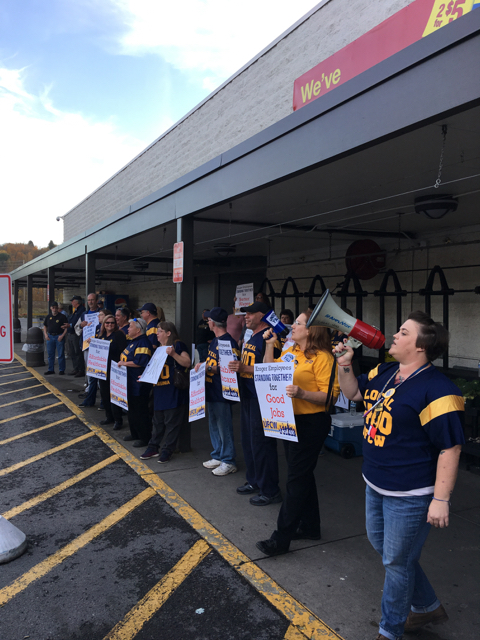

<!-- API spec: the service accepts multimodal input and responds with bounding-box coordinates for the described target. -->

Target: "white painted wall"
[63,0,414,240]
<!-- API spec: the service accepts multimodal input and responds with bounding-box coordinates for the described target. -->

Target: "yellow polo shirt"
[276,345,339,415]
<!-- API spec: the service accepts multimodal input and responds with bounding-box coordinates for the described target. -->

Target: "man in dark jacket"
[62,295,85,376]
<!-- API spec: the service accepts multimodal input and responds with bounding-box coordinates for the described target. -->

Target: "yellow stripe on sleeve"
[368,364,381,381]
[135,347,151,356]
[146,327,157,336]
[419,394,465,427]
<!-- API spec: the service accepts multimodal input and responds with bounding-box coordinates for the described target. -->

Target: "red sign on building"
[173,242,184,283]
[293,0,476,111]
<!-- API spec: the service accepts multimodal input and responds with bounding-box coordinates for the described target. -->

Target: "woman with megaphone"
[256,309,339,558]
[333,311,464,640]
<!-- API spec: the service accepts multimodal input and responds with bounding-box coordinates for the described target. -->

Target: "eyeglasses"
[104,321,115,325]
[293,320,307,326]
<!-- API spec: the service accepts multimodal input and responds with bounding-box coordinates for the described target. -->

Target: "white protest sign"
[189,363,206,422]
[0,275,13,363]
[110,361,128,410]
[82,312,99,351]
[86,338,110,380]
[138,346,168,384]
[242,328,253,353]
[234,283,254,315]
[254,362,298,442]
[335,390,350,410]
[218,339,240,402]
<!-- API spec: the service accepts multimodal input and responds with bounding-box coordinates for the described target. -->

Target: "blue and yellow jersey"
[120,334,152,397]
[239,330,280,398]
[153,341,189,410]
[146,318,160,349]
[205,333,239,403]
[357,362,465,492]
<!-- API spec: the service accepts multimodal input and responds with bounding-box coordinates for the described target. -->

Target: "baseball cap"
[208,307,228,323]
[50,301,59,307]
[137,303,157,314]
[240,301,270,314]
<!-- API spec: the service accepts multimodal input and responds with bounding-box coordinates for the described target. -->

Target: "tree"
[48,240,56,250]
[0,251,9,263]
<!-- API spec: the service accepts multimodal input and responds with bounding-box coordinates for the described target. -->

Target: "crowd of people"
[43,292,465,640]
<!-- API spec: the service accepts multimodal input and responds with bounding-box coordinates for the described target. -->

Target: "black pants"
[273,412,330,545]
[149,405,188,454]
[128,394,152,443]
[99,379,123,424]
[67,333,84,373]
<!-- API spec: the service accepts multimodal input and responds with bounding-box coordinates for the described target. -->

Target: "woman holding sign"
[96,314,127,429]
[256,310,339,557]
[139,321,191,464]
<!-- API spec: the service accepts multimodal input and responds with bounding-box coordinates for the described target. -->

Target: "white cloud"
[0,66,150,247]
[111,0,320,87]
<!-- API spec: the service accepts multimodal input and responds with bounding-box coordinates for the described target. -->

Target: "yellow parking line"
[0,487,155,607]
[0,401,62,424]
[284,624,310,639]
[14,353,343,640]
[103,539,211,640]
[0,383,43,397]
[0,365,23,371]
[0,432,94,477]
[0,371,29,378]
[2,454,119,519]
[0,416,75,446]
[0,391,52,408]
[0,376,32,387]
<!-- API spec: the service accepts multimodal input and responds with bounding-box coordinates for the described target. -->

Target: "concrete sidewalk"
[13,341,480,640]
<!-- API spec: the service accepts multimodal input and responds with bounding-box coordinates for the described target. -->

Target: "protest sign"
[218,339,240,402]
[189,363,206,422]
[254,362,298,442]
[110,361,128,410]
[82,312,99,351]
[242,328,253,353]
[86,338,110,380]
[138,346,168,384]
[234,283,254,315]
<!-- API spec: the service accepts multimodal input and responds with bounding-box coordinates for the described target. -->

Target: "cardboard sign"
[254,362,298,442]
[138,346,168,384]
[110,361,128,410]
[82,312,99,351]
[0,275,13,363]
[86,338,110,380]
[218,339,240,401]
[234,283,254,315]
[189,363,206,422]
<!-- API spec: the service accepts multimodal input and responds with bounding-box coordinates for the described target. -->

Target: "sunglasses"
[104,321,115,325]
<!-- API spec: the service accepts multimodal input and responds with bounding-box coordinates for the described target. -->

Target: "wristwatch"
[207,365,213,373]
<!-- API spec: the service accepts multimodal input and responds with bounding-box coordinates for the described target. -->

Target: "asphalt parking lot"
[0,357,341,640]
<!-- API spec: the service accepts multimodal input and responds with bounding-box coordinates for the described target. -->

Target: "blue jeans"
[208,401,236,465]
[46,334,66,372]
[366,485,440,640]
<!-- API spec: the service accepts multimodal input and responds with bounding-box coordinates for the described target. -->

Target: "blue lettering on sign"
[325,314,350,329]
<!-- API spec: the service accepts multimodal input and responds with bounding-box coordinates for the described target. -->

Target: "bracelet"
[432,497,451,505]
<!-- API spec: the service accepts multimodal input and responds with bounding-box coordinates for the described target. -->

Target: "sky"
[0,0,320,249]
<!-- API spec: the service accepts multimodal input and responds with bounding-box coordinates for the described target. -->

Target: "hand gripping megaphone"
[307,289,385,351]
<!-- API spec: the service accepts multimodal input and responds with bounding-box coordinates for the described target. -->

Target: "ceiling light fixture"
[214,243,236,257]
[414,195,458,220]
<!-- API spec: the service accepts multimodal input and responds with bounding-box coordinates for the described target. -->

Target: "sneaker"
[250,492,282,506]
[140,447,159,460]
[212,463,237,476]
[404,604,448,632]
[203,459,221,469]
[59,371,65,376]
[158,450,172,463]
[256,539,289,557]
[44,370,55,376]
[97,406,104,411]
[236,482,259,495]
